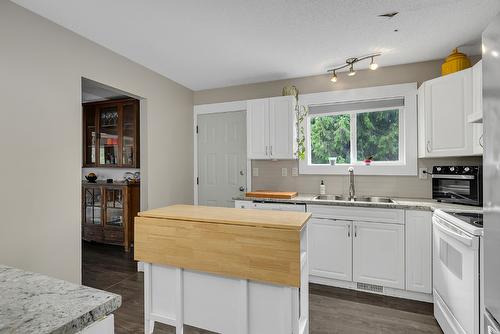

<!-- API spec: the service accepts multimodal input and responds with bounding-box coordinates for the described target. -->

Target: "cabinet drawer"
[103,228,124,243]
[83,226,103,242]
[307,205,404,224]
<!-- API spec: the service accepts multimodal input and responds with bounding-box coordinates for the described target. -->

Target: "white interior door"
[198,111,246,207]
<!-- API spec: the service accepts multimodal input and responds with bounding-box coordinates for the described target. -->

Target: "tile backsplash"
[251,157,482,199]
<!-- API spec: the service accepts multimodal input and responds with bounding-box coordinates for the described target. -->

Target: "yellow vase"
[441,48,471,76]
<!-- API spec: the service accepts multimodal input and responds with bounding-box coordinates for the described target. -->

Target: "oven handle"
[433,216,474,247]
[432,174,475,180]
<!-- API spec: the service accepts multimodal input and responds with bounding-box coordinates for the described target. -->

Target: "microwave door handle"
[433,217,473,247]
[442,190,472,201]
[432,174,475,180]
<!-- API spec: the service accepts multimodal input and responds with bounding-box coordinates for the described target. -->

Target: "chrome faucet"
[348,167,355,200]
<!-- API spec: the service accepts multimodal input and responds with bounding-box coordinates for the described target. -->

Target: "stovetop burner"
[446,211,483,228]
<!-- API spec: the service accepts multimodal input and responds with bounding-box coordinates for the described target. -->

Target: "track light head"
[330,70,338,82]
[369,57,379,70]
[348,64,356,76]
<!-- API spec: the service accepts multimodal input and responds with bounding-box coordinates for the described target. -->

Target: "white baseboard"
[309,275,433,303]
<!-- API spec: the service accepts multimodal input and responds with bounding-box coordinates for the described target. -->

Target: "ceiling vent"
[378,12,399,18]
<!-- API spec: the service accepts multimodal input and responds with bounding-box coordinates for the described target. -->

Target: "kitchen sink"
[314,195,394,203]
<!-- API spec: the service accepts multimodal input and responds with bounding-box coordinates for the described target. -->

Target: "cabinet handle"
[354,225,357,237]
[265,146,268,156]
[270,145,273,156]
[480,134,484,148]
[426,141,432,153]
[347,224,351,237]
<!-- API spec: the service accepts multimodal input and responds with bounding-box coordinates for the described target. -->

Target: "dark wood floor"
[82,242,443,334]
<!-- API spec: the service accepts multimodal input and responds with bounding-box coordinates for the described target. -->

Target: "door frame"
[193,100,250,205]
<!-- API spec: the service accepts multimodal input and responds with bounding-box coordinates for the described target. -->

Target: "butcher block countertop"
[135,205,311,287]
[138,204,310,230]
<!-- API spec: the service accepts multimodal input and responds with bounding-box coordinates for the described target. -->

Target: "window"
[310,108,400,165]
[299,83,417,175]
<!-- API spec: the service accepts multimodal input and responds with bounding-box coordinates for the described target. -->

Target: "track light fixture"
[348,64,356,76]
[327,53,381,83]
[330,70,337,82]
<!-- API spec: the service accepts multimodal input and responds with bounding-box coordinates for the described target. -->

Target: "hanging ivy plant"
[295,103,309,160]
[282,86,309,160]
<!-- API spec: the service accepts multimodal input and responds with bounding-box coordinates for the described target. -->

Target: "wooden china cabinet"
[83,98,140,168]
[82,98,141,251]
[82,182,140,252]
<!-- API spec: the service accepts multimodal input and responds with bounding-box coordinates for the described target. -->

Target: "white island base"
[143,263,309,334]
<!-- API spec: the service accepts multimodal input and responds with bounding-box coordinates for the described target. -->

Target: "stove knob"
[436,167,442,172]
[464,167,470,172]
[450,167,455,172]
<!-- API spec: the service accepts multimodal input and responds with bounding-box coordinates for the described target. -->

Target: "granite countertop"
[0,265,121,334]
[234,194,482,213]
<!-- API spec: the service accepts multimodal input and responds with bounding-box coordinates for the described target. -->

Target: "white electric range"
[433,209,483,334]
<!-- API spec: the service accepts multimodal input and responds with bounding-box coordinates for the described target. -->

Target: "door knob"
[239,186,245,192]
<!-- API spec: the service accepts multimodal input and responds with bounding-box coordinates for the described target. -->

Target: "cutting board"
[245,191,298,199]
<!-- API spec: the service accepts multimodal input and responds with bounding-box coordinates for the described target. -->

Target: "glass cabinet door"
[84,187,101,225]
[122,102,138,167]
[105,188,124,227]
[84,108,96,165]
[98,105,120,166]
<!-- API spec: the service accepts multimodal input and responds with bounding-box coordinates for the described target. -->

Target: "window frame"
[299,83,417,176]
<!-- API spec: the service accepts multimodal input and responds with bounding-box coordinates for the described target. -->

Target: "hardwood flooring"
[82,242,443,334]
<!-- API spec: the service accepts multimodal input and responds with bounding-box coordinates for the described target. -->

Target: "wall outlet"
[253,167,259,177]
[291,167,299,177]
[281,168,288,177]
[419,167,428,180]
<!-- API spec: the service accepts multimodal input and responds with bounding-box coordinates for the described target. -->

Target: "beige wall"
[0,1,193,283]
[194,60,444,105]
[251,158,482,199]
[194,58,482,199]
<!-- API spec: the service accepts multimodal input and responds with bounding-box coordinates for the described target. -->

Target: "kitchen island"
[135,204,311,334]
[0,265,121,334]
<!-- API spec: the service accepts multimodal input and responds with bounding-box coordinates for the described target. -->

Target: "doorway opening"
[80,77,146,272]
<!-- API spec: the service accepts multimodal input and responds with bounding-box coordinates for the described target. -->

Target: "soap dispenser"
[320,180,326,195]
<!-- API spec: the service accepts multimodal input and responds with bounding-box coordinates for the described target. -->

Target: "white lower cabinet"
[405,210,432,294]
[307,205,433,301]
[352,221,405,290]
[309,218,352,281]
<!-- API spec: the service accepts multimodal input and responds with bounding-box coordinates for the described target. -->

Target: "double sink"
[314,195,394,203]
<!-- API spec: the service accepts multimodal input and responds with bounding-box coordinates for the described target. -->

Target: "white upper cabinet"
[247,96,296,159]
[471,60,484,155]
[418,68,474,158]
[353,221,405,290]
[247,98,270,159]
[269,96,296,159]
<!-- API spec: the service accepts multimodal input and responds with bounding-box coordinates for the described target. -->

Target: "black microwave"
[432,166,482,206]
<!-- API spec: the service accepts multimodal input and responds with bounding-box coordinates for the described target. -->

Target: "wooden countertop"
[135,205,311,287]
[138,204,311,231]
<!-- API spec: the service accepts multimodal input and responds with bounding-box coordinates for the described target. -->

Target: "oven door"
[432,175,481,206]
[433,214,480,334]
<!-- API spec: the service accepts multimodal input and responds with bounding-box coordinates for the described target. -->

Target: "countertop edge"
[233,195,482,213]
[54,294,122,334]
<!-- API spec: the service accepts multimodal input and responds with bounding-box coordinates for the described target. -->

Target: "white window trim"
[299,83,417,176]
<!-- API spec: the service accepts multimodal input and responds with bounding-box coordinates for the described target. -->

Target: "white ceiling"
[11,0,500,91]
